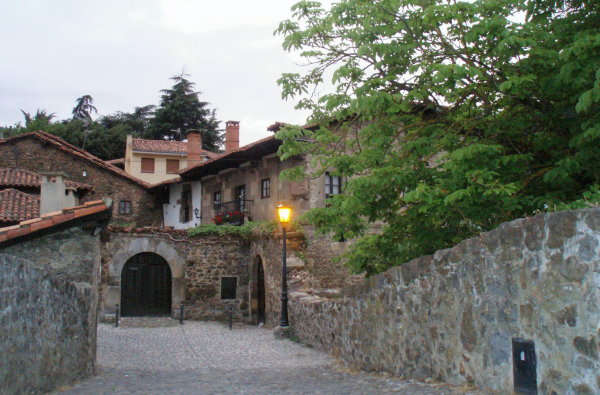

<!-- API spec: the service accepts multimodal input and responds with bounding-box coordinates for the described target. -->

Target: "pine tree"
[147,73,223,152]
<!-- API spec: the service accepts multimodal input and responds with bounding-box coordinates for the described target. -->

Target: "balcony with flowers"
[211,200,253,226]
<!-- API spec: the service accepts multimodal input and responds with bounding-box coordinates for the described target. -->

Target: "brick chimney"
[225,121,240,153]
[187,129,203,168]
[39,171,76,215]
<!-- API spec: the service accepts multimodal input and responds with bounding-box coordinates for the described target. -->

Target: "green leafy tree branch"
[276,0,600,275]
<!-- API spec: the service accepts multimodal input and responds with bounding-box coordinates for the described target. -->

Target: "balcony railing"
[211,200,253,225]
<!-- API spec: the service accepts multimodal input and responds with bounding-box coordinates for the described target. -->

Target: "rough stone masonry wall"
[100,231,251,322]
[289,209,600,394]
[249,227,363,328]
[0,227,100,394]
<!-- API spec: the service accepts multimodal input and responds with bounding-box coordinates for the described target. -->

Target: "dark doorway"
[257,260,266,323]
[512,338,537,394]
[234,184,246,212]
[121,252,172,316]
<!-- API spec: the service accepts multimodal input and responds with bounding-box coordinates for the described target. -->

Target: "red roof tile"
[132,138,218,159]
[0,200,108,243]
[106,158,124,164]
[178,135,277,175]
[0,167,92,190]
[0,188,40,223]
[0,132,152,188]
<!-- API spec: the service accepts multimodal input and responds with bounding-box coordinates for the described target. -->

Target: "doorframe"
[249,255,267,324]
[104,236,186,320]
[120,252,173,316]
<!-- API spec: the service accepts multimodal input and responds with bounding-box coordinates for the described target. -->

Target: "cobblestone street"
[55,319,483,394]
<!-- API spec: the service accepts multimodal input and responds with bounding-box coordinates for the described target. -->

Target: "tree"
[99,105,155,135]
[276,0,600,275]
[19,109,56,132]
[147,73,223,152]
[72,95,98,126]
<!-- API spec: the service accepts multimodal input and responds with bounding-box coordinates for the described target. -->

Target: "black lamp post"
[277,203,292,327]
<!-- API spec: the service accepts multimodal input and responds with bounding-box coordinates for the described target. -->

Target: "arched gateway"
[121,252,172,316]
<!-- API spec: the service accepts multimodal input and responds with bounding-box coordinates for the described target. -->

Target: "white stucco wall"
[163,181,202,229]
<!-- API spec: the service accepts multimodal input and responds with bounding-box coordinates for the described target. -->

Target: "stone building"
[0,199,110,394]
[104,122,359,327]
[154,122,343,227]
[0,131,162,226]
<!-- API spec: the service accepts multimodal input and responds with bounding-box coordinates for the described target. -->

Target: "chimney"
[187,129,203,168]
[39,171,69,215]
[225,121,240,153]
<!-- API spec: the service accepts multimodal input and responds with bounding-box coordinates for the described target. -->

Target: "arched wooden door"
[256,259,266,324]
[121,252,172,316]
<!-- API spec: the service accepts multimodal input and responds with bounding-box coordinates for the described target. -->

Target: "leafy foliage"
[1,73,223,159]
[187,223,257,239]
[186,221,302,240]
[147,73,223,152]
[72,95,98,125]
[276,0,600,275]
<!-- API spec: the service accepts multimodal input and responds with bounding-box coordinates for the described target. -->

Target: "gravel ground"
[54,319,486,395]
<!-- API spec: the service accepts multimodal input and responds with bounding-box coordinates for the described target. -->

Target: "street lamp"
[277,203,292,327]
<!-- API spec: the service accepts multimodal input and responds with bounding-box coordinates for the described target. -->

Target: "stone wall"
[289,209,600,394]
[0,227,100,394]
[100,230,251,322]
[249,227,363,328]
[0,136,162,226]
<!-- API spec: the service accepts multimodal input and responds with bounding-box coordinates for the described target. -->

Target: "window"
[141,157,155,173]
[118,200,132,214]
[325,172,342,197]
[180,184,192,223]
[234,185,246,212]
[213,191,222,208]
[166,159,179,174]
[261,178,271,199]
[220,277,237,299]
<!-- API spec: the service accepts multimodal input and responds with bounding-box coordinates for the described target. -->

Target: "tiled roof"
[0,167,92,191]
[132,138,219,159]
[0,189,40,223]
[106,158,124,164]
[152,122,319,187]
[0,132,152,188]
[172,135,281,184]
[0,200,109,244]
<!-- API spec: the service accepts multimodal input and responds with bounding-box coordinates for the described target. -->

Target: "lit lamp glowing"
[277,203,292,327]
[277,204,292,227]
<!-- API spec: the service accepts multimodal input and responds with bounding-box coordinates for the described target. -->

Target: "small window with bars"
[141,157,155,173]
[220,277,237,299]
[118,200,132,215]
[325,172,342,198]
[261,178,271,199]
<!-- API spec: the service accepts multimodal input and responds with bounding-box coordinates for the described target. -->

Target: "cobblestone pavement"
[55,319,486,395]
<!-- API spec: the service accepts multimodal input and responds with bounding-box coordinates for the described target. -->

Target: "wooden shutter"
[141,157,155,173]
[166,159,179,174]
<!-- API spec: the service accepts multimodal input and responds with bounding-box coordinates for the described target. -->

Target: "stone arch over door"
[105,237,185,318]
[249,255,267,324]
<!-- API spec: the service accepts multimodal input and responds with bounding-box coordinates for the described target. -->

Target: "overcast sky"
[0,0,328,145]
